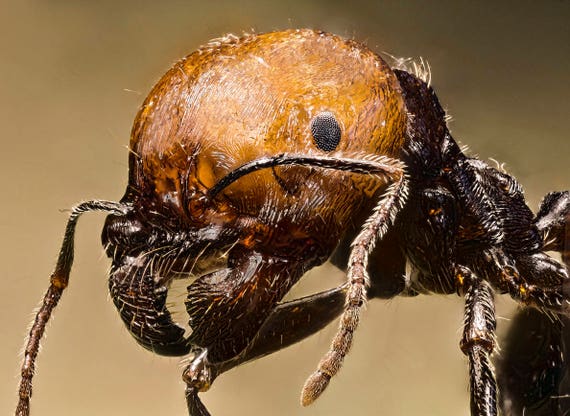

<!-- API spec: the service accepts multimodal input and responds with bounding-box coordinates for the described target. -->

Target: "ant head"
[110,29,408,262]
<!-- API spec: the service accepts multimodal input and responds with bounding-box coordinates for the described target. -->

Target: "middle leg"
[457,265,498,416]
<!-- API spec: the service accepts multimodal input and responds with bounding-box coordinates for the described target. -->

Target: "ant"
[16,29,570,416]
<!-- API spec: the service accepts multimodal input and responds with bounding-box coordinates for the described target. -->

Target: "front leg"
[457,266,498,416]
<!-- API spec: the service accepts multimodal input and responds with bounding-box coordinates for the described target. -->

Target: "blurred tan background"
[1,1,568,415]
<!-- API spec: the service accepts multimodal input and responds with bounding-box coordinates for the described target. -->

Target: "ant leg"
[456,265,498,416]
[497,253,569,313]
[449,158,540,253]
[183,285,347,416]
[507,190,570,309]
[447,158,505,245]
[495,192,570,415]
[535,190,570,265]
[479,248,568,313]
[16,200,126,416]
[301,167,408,405]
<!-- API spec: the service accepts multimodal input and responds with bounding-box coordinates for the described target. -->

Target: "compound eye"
[310,111,341,152]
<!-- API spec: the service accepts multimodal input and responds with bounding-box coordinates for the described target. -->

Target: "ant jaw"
[108,254,191,356]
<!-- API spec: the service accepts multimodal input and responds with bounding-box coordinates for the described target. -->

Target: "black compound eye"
[310,111,341,152]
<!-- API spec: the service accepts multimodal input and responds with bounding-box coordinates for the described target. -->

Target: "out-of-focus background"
[1,1,568,415]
